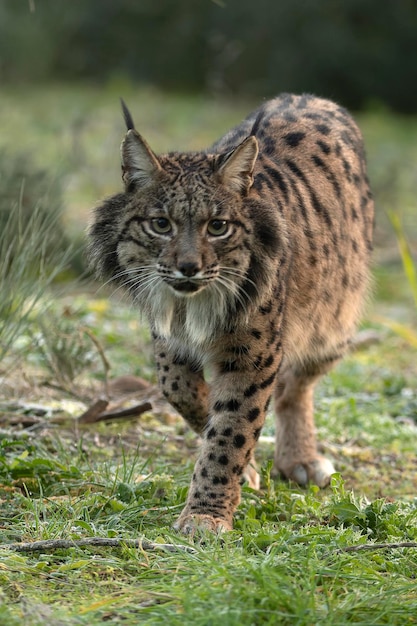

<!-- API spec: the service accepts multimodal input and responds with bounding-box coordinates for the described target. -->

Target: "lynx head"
[89,101,269,349]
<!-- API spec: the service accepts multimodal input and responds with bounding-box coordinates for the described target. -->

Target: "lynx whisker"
[216,271,254,310]
[214,276,247,312]
[130,274,161,301]
[220,266,259,295]
[100,264,157,290]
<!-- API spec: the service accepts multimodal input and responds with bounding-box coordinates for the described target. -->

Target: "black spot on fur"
[284,131,306,147]
[213,399,241,412]
[247,407,260,422]
[263,136,276,155]
[285,159,333,228]
[253,355,263,369]
[315,123,331,135]
[259,369,278,389]
[244,384,258,398]
[317,140,331,155]
[259,300,273,315]
[233,434,246,448]
[264,166,289,202]
[254,172,274,192]
[207,427,217,439]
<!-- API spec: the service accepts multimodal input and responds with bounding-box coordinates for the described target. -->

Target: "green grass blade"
[388,210,417,310]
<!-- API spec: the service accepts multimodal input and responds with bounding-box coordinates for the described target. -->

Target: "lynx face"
[94,129,281,355]
[89,94,373,534]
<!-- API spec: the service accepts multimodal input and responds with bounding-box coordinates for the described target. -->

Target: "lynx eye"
[207,219,229,237]
[150,217,172,235]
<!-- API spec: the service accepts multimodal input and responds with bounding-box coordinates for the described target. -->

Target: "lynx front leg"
[273,362,336,487]
[154,339,209,434]
[174,359,279,534]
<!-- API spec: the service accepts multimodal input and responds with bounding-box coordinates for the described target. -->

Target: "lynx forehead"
[89,93,373,534]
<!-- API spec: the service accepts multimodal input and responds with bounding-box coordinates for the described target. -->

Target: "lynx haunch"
[88,94,374,534]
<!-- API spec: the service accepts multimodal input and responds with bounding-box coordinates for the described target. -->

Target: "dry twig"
[95,401,153,421]
[0,536,196,554]
[77,398,109,423]
[78,400,152,423]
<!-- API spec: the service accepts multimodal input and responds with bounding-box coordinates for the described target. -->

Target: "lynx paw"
[173,513,232,536]
[276,455,335,488]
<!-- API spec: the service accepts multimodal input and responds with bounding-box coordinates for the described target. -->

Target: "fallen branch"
[0,415,44,427]
[96,401,153,422]
[0,536,196,554]
[336,541,417,554]
[78,398,109,423]
[78,400,152,423]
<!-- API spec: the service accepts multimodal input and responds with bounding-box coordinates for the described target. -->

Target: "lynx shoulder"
[88,94,374,534]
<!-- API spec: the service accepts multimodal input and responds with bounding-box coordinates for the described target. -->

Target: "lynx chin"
[88,94,374,534]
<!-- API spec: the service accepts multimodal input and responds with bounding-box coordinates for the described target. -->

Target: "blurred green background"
[1,0,417,112]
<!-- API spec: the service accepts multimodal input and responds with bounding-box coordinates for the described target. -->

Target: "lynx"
[88,94,373,533]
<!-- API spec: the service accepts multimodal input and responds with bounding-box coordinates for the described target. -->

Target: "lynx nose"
[178,261,201,277]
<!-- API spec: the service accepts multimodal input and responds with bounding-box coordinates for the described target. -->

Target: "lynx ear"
[121,129,162,189]
[217,136,258,194]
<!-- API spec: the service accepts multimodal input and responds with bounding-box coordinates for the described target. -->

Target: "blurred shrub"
[0,150,73,360]
[0,0,416,112]
[0,150,67,262]
[0,150,85,276]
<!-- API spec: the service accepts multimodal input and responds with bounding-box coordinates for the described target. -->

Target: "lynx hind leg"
[273,358,338,488]
[243,450,260,490]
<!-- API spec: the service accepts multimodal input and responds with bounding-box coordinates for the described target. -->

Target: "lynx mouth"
[170,280,204,294]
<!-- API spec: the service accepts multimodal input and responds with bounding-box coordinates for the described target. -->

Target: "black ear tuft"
[120,98,135,131]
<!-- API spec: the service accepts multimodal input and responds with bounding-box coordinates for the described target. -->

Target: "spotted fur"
[88,94,374,533]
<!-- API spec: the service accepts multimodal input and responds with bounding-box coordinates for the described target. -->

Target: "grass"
[0,83,417,624]
[0,196,73,363]
[389,211,417,311]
